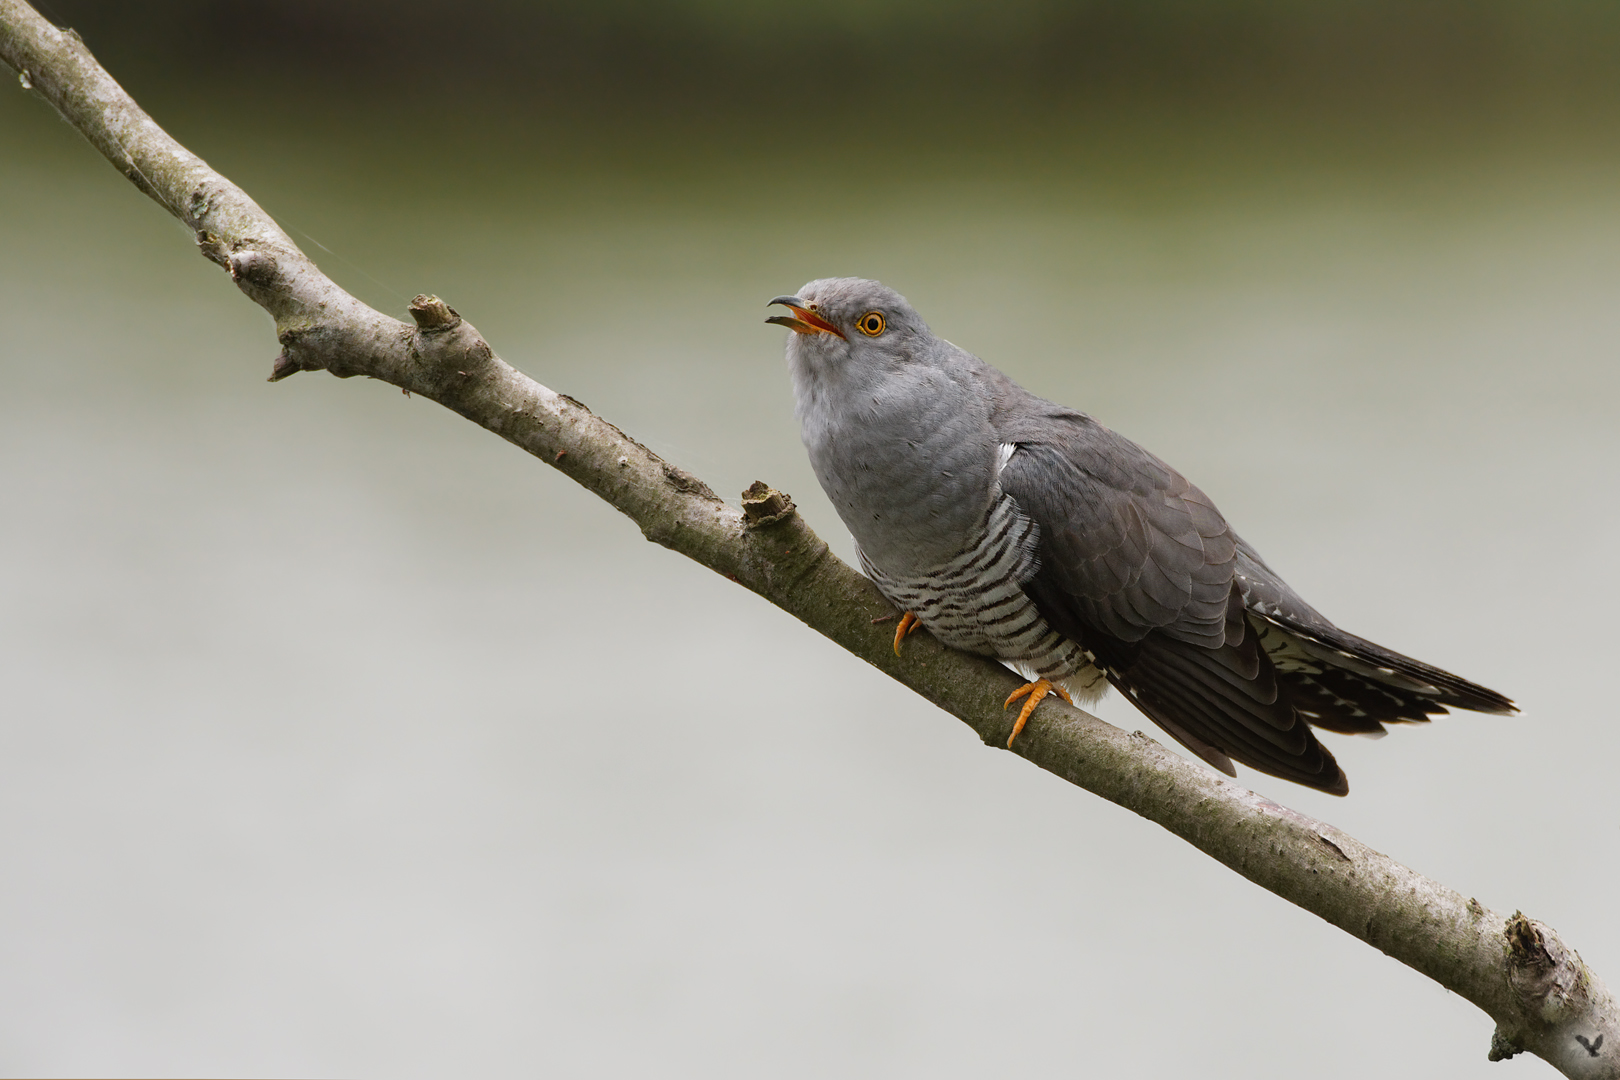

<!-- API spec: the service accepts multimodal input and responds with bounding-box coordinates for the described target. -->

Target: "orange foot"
[1003,679,1073,748]
[892,611,923,656]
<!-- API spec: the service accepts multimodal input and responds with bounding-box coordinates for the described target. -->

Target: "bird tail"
[1253,615,1517,736]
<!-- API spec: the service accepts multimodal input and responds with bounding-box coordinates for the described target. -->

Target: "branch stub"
[1489,1028,1525,1061]
[741,481,797,528]
[267,351,305,382]
[409,294,461,331]
[229,249,277,288]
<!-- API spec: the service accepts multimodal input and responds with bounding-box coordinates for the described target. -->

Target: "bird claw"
[1003,679,1072,747]
[892,611,922,655]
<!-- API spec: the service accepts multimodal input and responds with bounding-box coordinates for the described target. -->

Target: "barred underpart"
[860,494,1107,700]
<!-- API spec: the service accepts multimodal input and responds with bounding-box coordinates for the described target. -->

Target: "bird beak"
[766,295,846,339]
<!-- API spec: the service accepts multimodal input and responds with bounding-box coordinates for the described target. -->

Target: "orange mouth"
[766,296,846,339]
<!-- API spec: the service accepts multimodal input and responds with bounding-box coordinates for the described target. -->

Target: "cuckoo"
[768,277,1514,795]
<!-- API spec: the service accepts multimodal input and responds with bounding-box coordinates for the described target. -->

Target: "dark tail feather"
[1256,614,1516,736]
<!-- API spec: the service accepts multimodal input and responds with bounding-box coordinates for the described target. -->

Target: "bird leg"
[892,611,922,655]
[1003,679,1073,747]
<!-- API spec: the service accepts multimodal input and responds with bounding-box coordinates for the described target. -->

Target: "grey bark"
[1,2,1614,1074]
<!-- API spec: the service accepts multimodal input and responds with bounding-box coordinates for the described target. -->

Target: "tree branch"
[2,1,1613,1074]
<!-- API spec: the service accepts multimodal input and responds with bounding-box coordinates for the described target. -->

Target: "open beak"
[766,295,846,339]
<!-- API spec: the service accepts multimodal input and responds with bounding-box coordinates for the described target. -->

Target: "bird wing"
[996,408,1347,794]
[993,409,1238,649]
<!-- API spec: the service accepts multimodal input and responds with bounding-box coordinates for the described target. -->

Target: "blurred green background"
[31,0,1620,113]
[3,1,1618,1077]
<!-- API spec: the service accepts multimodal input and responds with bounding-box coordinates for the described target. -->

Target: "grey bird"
[768,277,1515,795]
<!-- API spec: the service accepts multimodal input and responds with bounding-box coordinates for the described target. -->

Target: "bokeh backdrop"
[3,1,1619,1077]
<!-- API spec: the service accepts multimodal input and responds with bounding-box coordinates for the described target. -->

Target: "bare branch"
[2,1,1614,1074]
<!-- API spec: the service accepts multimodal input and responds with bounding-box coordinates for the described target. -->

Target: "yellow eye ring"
[857,311,886,336]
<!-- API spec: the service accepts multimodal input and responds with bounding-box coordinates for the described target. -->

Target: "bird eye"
[857,311,886,336]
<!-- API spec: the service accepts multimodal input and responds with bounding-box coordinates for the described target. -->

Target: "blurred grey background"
[2,1,1618,1076]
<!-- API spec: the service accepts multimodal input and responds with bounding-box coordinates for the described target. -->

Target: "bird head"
[767,277,929,380]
